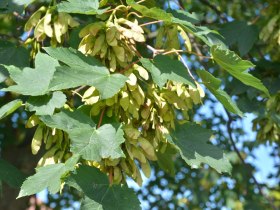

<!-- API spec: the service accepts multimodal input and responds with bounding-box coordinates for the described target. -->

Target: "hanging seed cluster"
[79,17,145,72]
[24,6,79,45]
[253,91,280,143]
[26,5,204,185]
[27,115,71,166]
[81,65,204,185]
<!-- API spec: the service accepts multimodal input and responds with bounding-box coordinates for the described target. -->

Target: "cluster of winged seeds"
[253,91,280,143]
[78,17,145,71]
[24,6,79,46]
[26,6,204,185]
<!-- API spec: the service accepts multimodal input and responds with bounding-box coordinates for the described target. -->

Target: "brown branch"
[178,0,185,10]
[109,167,114,185]
[225,110,278,210]
[198,0,227,22]
[97,108,106,128]
[119,59,140,74]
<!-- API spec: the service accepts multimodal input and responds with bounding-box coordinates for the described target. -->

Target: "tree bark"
[0,142,39,210]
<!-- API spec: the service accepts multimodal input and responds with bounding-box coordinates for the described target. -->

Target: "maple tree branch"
[97,108,106,128]
[225,110,278,210]
[198,0,227,22]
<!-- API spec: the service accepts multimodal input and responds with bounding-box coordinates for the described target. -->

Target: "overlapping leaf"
[40,110,95,132]
[197,69,243,116]
[40,110,125,161]
[0,41,29,82]
[127,1,172,22]
[220,21,258,56]
[140,55,195,88]
[44,47,128,99]
[211,45,269,96]
[168,123,232,174]
[67,166,141,210]
[127,1,220,46]
[26,91,67,115]
[70,124,125,161]
[57,0,106,15]
[18,155,80,198]
[2,52,59,96]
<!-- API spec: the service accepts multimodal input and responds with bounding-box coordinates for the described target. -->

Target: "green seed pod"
[92,33,106,56]
[26,115,40,128]
[138,137,156,160]
[131,146,146,163]
[120,159,131,175]
[113,166,122,184]
[112,46,126,62]
[79,22,105,37]
[24,7,46,31]
[124,125,141,140]
[31,125,44,155]
[141,161,151,178]
[134,64,149,80]
[105,158,120,167]
[120,91,130,111]
[178,25,192,52]
[34,18,46,41]
[43,13,53,38]
[106,26,119,46]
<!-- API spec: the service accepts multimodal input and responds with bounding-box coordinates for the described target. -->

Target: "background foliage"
[0,0,279,210]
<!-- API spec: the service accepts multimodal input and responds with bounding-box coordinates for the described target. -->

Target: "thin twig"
[177,0,185,10]
[119,59,141,74]
[139,20,163,27]
[163,49,211,59]
[177,53,196,81]
[198,0,227,22]
[72,86,86,96]
[225,110,278,210]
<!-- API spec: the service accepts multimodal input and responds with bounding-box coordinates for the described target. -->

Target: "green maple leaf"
[57,0,106,15]
[40,110,125,161]
[2,52,59,96]
[18,155,80,198]
[168,123,232,174]
[0,41,29,82]
[70,124,125,161]
[26,91,67,115]
[211,45,269,96]
[197,69,243,116]
[67,166,141,210]
[140,55,195,88]
[40,110,96,132]
[44,47,127,99]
